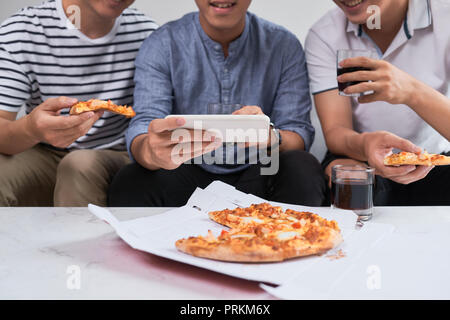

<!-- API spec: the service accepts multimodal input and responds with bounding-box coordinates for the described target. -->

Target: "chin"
[334,0,373,24]
[96,0,133,18]
[208,18,240,31]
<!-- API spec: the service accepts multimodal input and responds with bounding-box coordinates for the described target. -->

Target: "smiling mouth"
[210,1,237,9]
[339,0,365,8]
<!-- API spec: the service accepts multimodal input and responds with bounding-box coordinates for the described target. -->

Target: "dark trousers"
[323,150,450,206]
[108,150,328,207]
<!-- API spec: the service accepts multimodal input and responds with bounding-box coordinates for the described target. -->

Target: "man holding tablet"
[109,0,326,207]
[305,0,450,205]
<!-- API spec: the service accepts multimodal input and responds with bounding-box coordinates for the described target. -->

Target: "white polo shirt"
[305,0,450,154]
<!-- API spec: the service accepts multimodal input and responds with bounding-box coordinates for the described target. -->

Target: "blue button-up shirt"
[127,12,315,174]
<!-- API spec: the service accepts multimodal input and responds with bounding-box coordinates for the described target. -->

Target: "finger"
[343,81,379,95]
[169,129,217,144]
[232,106,263,115]
[149,117,185,134]
[76,111,103,134]
[377,165,416,178]
[171,140,223,164]
[391,166,434,185]
[48,112,95,130]
[358,93,384,104]
[382,134,422,153]
[339,57,380,70]
[337,70,381,83]
[52,114,99,140]
[41,96,78,112]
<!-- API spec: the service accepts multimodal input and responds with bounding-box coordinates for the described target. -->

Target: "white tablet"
[165,114,270,143]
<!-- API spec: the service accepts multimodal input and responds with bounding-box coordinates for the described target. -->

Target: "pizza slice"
[175,222,343,263]
[384,151,450,166]
[208,203,286,229]
[69,99,136,118]
[208,203,340,231]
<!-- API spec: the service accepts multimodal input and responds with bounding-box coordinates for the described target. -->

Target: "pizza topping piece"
[276,231,300,241]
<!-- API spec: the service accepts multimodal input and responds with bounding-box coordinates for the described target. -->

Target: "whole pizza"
[175,203,343,263]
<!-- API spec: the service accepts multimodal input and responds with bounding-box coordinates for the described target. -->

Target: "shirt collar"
[194,12,250,57]
[346,0,432,39]
[404,0,432,39]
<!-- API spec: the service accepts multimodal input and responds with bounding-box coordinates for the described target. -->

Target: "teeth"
[212,2,234,8]
[340,0,363,7]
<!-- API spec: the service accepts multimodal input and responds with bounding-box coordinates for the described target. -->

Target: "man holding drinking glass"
[305,0,450,205]
[109,0,326,207]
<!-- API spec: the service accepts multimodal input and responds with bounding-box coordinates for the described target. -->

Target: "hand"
[337,57,417,105]
[143,117,222,170]
[362,131,434,185]
[232,105,272,148]
[325,158,367,188]
[25,97,103,148]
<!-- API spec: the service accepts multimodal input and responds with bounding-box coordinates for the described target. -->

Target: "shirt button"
[224,68,229,73]
[215,45,221,50]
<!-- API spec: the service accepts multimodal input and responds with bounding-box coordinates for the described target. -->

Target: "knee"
[0,154,20,206]
[276,150,327,206]
[108,163,151,206]
[279,150,324,179]
[57,150,99,179]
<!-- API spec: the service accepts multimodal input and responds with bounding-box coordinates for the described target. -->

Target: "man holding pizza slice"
[109,0,327,207]
[305,0,450,205]
[0,0,157,206]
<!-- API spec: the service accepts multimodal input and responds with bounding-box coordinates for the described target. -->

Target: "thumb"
[384,134,421,153]
[41,96,78,112]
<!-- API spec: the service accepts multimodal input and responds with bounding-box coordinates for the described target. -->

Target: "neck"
[198,15,246,57]
[363,0,409,53]
[62,0,116,39]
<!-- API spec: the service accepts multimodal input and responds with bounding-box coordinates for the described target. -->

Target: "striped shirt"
[0,0,158,150]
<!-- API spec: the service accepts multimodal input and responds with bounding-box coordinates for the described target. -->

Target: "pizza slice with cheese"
[384,151,450,166]
[175,222,343,263]
[70,99,136,118]
[208,203,339,231]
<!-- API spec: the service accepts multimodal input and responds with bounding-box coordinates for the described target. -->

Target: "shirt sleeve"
[0,45,31,113]
[125,32,174,160]
[270,34,315,151]
[304,28,339,95]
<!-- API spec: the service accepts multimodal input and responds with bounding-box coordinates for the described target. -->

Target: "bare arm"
[315,89,433,185]
[0,110,40,155]
[314,90,366,160]
[339,58,450,141]
[407,80,450,140]
[0,98,102,156]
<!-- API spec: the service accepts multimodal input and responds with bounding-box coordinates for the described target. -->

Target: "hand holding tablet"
[165,104,271,144]
[165,114,270,143]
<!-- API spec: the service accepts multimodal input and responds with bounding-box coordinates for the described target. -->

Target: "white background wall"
[0,0,336,159]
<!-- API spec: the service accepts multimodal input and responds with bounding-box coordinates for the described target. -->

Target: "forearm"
[408,80,450,140]
[279,130,305,152]
[325,126,368,162]
[130,134,161,171]
[0,116,39,155]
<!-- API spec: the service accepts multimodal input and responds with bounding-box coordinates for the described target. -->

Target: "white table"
[0,206,449,299]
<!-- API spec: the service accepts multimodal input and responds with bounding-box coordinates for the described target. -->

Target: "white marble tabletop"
[0,206,449,300]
